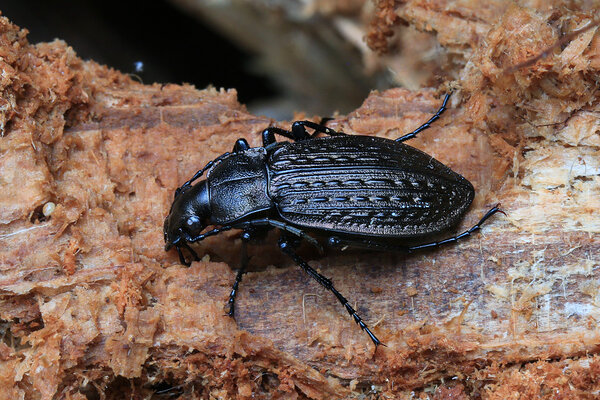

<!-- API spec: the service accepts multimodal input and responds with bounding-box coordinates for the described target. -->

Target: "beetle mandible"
[163,93,502,346]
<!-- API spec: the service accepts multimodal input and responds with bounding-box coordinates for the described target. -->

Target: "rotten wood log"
[1,4,600,399]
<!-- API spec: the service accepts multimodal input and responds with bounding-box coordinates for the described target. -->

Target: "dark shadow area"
[1,0,278,106]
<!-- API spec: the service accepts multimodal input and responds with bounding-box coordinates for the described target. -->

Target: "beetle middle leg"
[396,93,451,143]
[262,121,345,146]
[226,229,254,318]
[237,218,323,254]
[278,236,384,347]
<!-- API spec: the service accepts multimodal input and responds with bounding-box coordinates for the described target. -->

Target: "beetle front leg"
[175,152,232,198]
[262,121,345,146]
[173,241,200,267]
[181,242,200,262]
[278,237,384,347]
[186,225,234,243]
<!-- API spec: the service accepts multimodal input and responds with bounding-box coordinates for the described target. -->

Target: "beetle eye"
[186,216,200,228]
[185,216,204,235]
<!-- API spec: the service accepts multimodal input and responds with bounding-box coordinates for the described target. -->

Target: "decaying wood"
[1,3,599,399]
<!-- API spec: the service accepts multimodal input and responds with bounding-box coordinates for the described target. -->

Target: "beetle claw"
[493,203,507,217]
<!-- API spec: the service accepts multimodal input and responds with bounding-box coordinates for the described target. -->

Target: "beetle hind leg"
[278,237,384,347]
[407,205,504,252]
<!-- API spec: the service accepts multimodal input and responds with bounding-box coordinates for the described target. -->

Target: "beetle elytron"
[163,93,501,346]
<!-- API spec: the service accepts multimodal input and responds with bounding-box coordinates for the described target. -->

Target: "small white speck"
[43,202,56,217]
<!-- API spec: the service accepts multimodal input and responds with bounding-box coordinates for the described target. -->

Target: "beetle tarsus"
[226,233,250,318]
[407,205,503,252]
[396,93,451,143]
[278,237,384,347]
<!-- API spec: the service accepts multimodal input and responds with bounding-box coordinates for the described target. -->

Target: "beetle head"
[163,180,211,260]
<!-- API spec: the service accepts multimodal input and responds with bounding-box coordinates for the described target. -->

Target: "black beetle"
[163,93,501,346]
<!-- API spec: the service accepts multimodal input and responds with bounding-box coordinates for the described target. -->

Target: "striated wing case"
[267,136,474,238]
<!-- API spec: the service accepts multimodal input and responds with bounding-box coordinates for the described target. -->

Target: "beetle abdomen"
[268,136,474,237]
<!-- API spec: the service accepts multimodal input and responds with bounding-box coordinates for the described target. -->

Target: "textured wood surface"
[1,3,600,399]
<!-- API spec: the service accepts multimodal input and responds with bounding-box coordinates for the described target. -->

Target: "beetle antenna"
[175,152,232,198]
[396,93,451,143]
